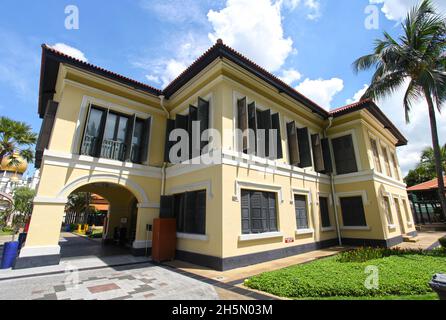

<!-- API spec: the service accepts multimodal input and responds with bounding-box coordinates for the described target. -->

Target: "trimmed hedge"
[439,237,446,248]
[245,250,446,298]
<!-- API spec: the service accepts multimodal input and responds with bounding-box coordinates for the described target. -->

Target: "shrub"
[336,247,444,263]
[439,237,446,248]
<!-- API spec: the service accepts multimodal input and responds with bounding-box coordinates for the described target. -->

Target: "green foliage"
[0,116,37,164]
[337,247,446,263]
[13,187,36,216]
[245,250,446,298]
[439,237,446,248]
[404,144,446,187]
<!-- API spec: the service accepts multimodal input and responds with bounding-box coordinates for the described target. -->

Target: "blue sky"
[0,0,445,175]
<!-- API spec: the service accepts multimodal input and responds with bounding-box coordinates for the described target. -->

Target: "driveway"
[0,262,219,300]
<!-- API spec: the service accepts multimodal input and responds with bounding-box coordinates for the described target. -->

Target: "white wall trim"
[295,228,314,235]
[132,240,152,249]
[176,233,209,241]
[33,197,68,205]
[43,150,162,179]
[137,202,160,209]
[19,245,61,258]
[238,231,284,242]
[335,190,369,206]
[233,180,284,203]
[340,226,371,231]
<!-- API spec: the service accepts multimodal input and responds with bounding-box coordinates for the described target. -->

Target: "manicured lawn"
[244,251,446,300]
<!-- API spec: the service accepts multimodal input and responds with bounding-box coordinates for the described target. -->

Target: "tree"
[405,164,435,187]
[420,144,446,173]
[66,192,92,223]
[0,116,37,166]
[11,186,36,231]
[353,0,446,220]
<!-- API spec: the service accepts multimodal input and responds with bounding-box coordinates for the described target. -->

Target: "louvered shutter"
[140,117,152,164]
[164,119,175,163]
[319,197,331,228]
[286,121,300,166]
[250,191,263,233]
[184,191,196,234]
[321,138,333,174]
[35,100,59,168]
[188,105,198,159]
[294,195,308,229]
[160,195,174,218]
[237,98,248,152]
[271,113,283,159]
[258,109,272,158]
[247,102,257,155]
[311,134,325,172]
[340,196,366,226]
[241,190,250,234]
[124,115,137,162]
[198,98,209,152]
[297,127,312,168]
[175,114,189,162]
[196,190,206,235]
[268,192,277,231]
[332,135,358,174]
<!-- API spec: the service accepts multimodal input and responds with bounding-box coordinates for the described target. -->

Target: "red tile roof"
[407,176,446,191]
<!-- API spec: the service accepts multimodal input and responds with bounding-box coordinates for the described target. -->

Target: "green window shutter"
[124,114,137,162]
[140,117,152,164]
[164,119,175,163]
[258,109,272,158]
[160,195,174,219]
[271,113,283,159]
[294,194,308,229]
[319,197,331,228]
[247,102,257,155]
[188,105,198,159]
[297,127,312,168]
[340,196,367,227]
[175,114,189,161]
[332,135,358,174]
[196,190,207,235]
[237,97,248,152]
[311,134,325,172]
[241,190,250,234]
[321,138,333,174]
[35,100,59,168]
[286,121,300,166]
[197,97,209,152]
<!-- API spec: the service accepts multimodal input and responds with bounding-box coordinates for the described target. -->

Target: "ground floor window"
[383,196,394,225]
[173,190,206,235]
[340,196,367,227]
[241,190,278,234]
[294,194,309,229]
[319,196,331,228]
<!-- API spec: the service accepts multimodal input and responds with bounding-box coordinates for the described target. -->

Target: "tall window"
[81,105,150,164]
[241,190,278,234]
[390,153,400,180]
[294,194,309,229]
[340,196,367,227]
[319,197,331,228]
[383,196,394,225]
[381,145,392,177]
[332,135,358,175]
[402,199,412,223]
[370,138,382,173]
[173,190,206,235]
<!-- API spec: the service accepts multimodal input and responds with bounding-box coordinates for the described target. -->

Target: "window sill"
[407,222,413,227]
[340,226,371,231]
[321,226,335,232]
[295,228,314,235]
[387,224,397,231]
[176,233,208,241]
[238,232,283,242]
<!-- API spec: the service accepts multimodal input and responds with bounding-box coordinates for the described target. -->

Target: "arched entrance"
[59,182,139,259]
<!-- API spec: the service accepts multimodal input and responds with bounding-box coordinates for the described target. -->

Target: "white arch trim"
[55,174,150,205]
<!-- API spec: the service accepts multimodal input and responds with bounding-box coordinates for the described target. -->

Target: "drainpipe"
[324,116,342,246]
[159,95,170,196]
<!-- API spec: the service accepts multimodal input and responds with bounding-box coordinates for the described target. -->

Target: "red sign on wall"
[285,237,294,243]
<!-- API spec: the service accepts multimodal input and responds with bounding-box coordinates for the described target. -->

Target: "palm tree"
[0,117,37,166]
[420,144,446,173]
[66,192,92,224]
[353,0,446,220]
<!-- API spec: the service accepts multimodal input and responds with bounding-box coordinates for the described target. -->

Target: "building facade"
[16,40,417,270]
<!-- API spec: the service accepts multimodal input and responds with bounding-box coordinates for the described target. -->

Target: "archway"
[59,182,139,259]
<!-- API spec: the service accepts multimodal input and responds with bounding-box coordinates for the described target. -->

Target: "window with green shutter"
[340,196,367,227]
[319,197,331,228]
[294,194,309,229]
[173,190,206,235]
[240,190,278,234]
[331,134,358,174]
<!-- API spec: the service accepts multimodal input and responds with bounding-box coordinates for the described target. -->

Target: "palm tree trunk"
[424,89,446,221]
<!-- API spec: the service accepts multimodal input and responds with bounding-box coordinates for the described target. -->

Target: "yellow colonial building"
[16,40,416,270]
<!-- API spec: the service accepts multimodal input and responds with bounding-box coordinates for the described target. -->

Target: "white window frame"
[292,188,314,234]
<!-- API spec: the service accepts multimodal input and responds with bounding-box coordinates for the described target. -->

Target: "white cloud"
[140,0,209,25]
[357,79,446,175]
[295,77,344,109]
[346,84,369,104]
[145,74,161,84]
[370,0,446,21]
[279,68,302,85]
[51,43,88,62]
[281,0,321,20]
[208,0,294,72]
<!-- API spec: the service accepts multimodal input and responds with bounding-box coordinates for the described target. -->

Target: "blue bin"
[1,241,19,269]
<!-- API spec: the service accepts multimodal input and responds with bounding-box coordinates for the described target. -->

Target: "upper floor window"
[370,138,382,173]
[80,105,151,164]
[236,97,282,160]
[390,152,400,180]
[381,145,392,177]
[331,134,358,175]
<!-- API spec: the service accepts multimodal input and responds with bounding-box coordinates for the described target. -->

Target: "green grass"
[244,252,446,300]
[0,230,15,236]
[296,293,438,300]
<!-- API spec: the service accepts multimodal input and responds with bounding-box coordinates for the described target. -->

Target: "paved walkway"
[395,231,446,250]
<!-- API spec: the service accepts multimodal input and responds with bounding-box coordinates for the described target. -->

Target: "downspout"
[324,116,342,246]
[159,95,169,196]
